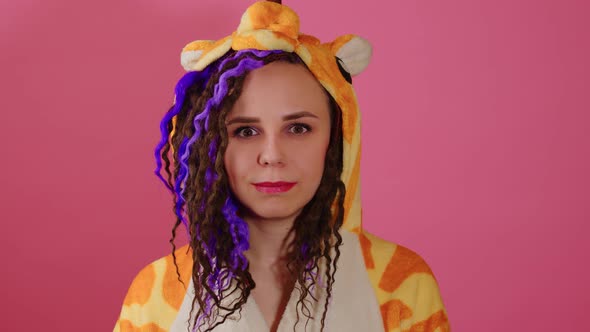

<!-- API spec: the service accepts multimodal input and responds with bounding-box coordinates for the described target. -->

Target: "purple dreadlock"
[155,49,288,330]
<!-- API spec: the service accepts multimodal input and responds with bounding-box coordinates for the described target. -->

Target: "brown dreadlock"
[158,50,346,332]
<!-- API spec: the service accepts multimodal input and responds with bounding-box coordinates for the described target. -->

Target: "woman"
[114,1,450,331]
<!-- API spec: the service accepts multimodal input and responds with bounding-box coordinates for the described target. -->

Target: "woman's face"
[224,61,331,222]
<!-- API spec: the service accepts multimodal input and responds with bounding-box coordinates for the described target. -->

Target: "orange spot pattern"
[182,40,214,52]
[168,116,177,154]
[232,32,269,51]
[326,34,355,54]
[198,36,231,64]
[408,310,450,332]
[298,33,320,46]
[123,264,155,306]
[379,245,433,293]
[342,146,361,223]
[380,299,413,331]
[272,31,298,48]
[358,231,375,269]
[119,320,167,332]
[162,245,193,310]
[244,2,299,39]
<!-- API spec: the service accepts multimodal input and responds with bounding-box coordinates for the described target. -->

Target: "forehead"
[230,61,330,117]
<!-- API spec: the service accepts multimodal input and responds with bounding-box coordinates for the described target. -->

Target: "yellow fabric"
[115,2,449,331]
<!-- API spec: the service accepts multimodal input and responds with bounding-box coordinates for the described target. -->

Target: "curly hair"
[154,49,346,332]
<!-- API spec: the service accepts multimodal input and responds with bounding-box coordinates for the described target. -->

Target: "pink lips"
[253,181,296,194]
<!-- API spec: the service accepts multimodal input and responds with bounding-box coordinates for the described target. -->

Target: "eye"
[288,123,311,135]
[233,126,259,138]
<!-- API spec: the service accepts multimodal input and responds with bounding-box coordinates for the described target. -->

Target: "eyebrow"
[225,111,319,126]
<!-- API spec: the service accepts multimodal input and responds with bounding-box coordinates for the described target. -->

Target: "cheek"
[223,145,239,188]
[224,143,253,188]
[294,136,330,179]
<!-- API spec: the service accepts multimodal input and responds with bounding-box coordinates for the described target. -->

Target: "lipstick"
[253,181,296,194]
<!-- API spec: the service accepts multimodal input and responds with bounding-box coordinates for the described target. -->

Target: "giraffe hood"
[114,2,450,331]
[180,0,371,233]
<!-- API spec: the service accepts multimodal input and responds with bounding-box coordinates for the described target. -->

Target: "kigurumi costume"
[114,1,450,331]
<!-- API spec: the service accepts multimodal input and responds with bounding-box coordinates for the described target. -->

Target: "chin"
[247,204,303,221]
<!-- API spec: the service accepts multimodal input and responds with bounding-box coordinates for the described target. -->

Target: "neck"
[243,214,296,266]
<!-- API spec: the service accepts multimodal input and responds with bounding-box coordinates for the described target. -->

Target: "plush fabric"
[114,2,450,331]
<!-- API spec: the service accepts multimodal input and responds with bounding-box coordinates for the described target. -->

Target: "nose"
[257,134,284,167]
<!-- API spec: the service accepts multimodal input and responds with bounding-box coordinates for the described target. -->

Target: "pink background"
[1,0,588,330]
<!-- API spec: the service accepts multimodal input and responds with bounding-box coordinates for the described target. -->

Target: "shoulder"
[113,245,193,331]
[356,230,451,332]
[356,230,432,278]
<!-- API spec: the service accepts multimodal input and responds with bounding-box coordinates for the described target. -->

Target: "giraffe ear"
[180,40,215,71]
[330,35,372,76]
